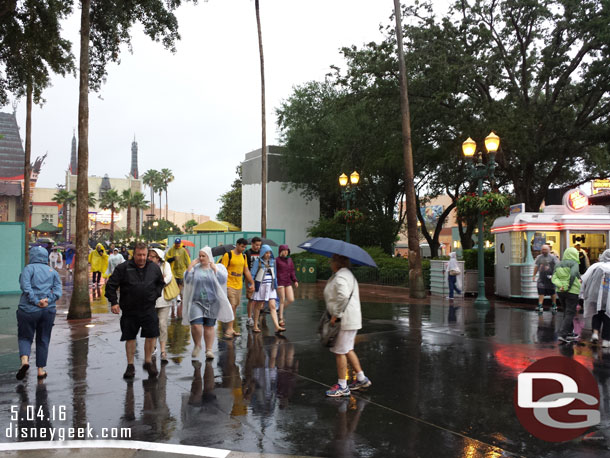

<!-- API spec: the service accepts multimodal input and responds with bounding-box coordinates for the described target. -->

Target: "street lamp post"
[462,132,500,306]
[339,171,360,243]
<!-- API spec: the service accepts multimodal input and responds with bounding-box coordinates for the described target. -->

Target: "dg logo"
[514,356,600,442]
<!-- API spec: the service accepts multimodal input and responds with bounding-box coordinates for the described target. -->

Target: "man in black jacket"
[106,242,165,379]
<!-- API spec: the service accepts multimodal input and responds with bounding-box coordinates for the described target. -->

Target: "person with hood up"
[106,247,125,277]
[148,248,175,362]
[251,244,284,334]
[276,244,299,328]
[88,243,109,288]
[65,246,75,273]
[447,252,462,299]
[580,249,610,347]
[120,245,130,262]
[16,246,62,380]
[552,247,582,343]
[183,247,234,360]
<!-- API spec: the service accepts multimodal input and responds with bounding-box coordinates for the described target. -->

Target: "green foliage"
[143,219,180,242]
[0,0,74,105]
[457,192,510,220]
[462,249,495,277]
[216,166,242,227]
[183,219,198,234]
[335,209,365,224]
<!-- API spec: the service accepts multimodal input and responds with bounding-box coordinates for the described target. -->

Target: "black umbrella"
[247,237,278,247]
[211,244,235,257]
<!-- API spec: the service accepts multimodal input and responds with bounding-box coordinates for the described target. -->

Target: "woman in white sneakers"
[324,254,371,397]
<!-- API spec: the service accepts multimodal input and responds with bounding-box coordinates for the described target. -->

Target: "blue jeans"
[190,317,217,327]
[17,308,56,367]
[448,274,461,298]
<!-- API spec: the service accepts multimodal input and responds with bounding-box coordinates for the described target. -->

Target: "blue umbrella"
[298,237,377,267]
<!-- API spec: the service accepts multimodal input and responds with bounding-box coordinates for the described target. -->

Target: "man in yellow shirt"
[220,238,254,338]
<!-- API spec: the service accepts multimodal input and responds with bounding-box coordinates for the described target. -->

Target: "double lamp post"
[462,131,500,306]
[338,171,360,243]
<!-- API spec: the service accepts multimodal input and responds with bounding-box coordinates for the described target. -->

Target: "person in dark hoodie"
[552,247,582,344]
[16,246,62,380]
[105,242,165,379]
[276,244,298,328]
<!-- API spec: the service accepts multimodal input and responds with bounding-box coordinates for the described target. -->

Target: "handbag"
[163,276,180,301]
[449,269,460,276]
[318,277,355,347]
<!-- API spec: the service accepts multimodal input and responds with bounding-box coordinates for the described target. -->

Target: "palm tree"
[154,174,164,221]
[160,168,174,220]
[131,192,149,237]
[70,0,92,319]
[52,189,75,241]
[255,0,267,238]
[142,169,159,219]
[120,189,135,236]
[99,188,121,241]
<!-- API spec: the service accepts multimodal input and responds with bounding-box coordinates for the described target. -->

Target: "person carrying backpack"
[552,247,582,343]
[219,238,254,338]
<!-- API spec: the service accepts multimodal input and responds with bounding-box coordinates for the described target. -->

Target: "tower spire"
[69,130,77,174]
[130,136,139,179]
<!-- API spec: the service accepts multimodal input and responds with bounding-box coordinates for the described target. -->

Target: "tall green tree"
[52,188,75,241]
[70,0,185,319]
[142,169,159,218]
[0,0,74,262]
[120,188,134,236]
[99,188,121,241]
[131,191,149,237]
[160,168,174,220]
[216,166,242,228]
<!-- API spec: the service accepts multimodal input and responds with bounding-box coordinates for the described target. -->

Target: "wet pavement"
[1,273,610,457]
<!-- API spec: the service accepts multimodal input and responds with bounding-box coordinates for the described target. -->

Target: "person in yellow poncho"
[88,243,109,287]
[165,238,191,307]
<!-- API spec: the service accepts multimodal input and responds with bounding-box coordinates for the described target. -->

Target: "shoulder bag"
[318,275,355,347]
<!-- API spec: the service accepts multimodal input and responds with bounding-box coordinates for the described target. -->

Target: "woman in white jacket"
[148,248,175,363]
[324,254,371,397]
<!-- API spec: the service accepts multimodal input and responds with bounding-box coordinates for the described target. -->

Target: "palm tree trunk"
[158,191,162,220]
[393,0,425,298]
[255,0,267,238]
[136,207,141,237]
[22,82,32,264]
[69,0,92,319]
[110,208,115,241]
[126,204,132,236]
[165,189,168,221]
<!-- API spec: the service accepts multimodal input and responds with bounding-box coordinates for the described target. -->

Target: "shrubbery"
[462,249,495,277]
[291,247,431,289]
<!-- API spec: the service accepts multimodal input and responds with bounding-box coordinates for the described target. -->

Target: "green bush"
[462,249,495,277]
[293,246,431,289]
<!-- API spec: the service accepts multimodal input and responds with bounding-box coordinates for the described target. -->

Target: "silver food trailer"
[491,189,610,299]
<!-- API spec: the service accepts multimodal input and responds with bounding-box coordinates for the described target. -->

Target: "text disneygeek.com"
[5,405,131,441]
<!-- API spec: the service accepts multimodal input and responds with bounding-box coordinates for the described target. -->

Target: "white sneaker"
[205,350,214,360]
[191,345,202,358]
[592,332,599,343]
[602,340,610,348]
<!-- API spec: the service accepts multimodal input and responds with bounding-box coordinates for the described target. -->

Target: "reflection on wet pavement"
[1,275,610,457]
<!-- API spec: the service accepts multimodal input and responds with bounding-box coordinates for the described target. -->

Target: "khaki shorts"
[227,287,242,307]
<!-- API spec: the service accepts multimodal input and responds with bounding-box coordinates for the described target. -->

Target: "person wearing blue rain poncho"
[183,246,234,360]
[16,246,62,380]
[250,244,285,334]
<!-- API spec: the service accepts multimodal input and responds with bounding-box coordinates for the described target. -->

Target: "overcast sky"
[11,1,444,218]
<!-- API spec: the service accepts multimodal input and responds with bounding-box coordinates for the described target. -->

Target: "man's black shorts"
[537,286,556,296]
[120,312,159,341]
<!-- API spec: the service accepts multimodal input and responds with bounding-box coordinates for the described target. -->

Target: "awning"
[31,221,60,233]
[0,182,21,197]
[193,220,240,233]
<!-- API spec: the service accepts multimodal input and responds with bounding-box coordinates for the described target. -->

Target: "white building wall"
[242,182,320,251]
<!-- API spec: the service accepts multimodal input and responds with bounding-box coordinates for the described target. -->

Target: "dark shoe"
[37,371,47,380]
[143,361,158,378]
[123,364,135,379]
[16,364,29,380]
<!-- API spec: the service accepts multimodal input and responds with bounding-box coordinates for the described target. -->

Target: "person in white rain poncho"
[148,248,175,363]
[183,247,234,360]
[106,247,125,277]
[580,249,610,347]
